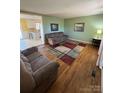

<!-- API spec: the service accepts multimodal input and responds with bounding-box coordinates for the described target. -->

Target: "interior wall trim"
[68,38,91,44]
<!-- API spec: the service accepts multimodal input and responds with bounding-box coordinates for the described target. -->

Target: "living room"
[20,0,103,93]
[2,0,124,93]
[20,14,103,48]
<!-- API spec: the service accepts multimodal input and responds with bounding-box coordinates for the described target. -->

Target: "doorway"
[20,13,44,50]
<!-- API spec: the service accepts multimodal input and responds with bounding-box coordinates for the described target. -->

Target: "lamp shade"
[97,29,102,34]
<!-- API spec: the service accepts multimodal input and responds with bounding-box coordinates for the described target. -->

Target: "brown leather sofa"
[20,47,59,93]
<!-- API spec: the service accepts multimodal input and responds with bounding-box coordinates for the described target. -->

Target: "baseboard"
[68,38,91,44]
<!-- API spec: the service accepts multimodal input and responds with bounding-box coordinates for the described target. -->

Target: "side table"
[92,38,101,47]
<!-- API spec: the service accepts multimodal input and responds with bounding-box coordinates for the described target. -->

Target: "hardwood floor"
[38,44,101,93]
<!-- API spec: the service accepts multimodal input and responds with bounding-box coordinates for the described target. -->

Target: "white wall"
[96,39,103,69]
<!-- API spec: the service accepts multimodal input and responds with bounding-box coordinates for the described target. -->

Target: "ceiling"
[20,0,103,18]
[20,14,42,20]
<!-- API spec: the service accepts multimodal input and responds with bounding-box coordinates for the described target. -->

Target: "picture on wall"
[51,23,59,31]
[74,23,85,32]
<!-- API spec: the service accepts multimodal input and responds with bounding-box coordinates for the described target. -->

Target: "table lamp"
[96,29,102,38]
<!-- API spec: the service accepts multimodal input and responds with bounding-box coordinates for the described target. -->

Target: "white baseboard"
[68,38,91,44]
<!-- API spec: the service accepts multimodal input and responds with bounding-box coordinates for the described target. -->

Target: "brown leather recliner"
[20,47,59,93]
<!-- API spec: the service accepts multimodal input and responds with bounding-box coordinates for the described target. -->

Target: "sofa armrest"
[63,35,68,41]
[48,38,57,45]
[21,47,38,56]
[63,35,68,38]
[33,62,59,86]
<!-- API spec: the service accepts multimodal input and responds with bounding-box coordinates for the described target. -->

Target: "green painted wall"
[42,16,64,34]
[64,14,103,42]
[42,14,103,42]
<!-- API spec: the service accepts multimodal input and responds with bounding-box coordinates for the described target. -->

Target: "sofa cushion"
[33,62,59,87]
[27,52,41,62]
[58,32,64,37]
[31,56,50,72]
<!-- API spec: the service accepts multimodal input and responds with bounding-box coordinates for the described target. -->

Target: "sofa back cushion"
[27,52,41,62]
[45,32,64,38]
[33,62,59,87]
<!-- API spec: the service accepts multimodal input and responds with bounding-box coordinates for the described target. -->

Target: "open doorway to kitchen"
[20,13,44,50]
